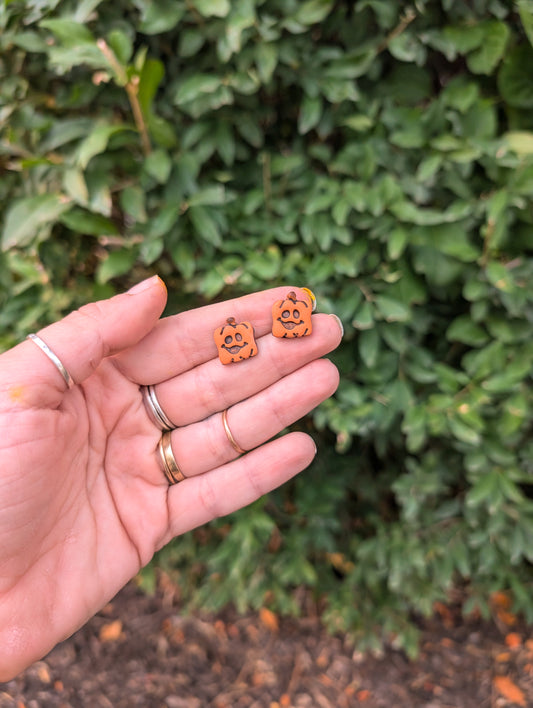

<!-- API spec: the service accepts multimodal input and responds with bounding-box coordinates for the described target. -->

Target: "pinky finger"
[165,432,317,541]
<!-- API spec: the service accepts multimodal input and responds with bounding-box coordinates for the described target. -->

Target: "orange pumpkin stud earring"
[214,317,258,364]
[272,291,313,338]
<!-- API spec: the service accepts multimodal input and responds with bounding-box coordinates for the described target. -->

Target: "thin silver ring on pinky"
[141,384,176,431]
[158,431,186,485]
[27,333,74,389]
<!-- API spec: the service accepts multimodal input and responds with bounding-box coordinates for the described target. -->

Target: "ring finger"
[161,358,339,479]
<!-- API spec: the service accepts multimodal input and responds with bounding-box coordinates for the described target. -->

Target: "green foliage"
[2,0,533,655]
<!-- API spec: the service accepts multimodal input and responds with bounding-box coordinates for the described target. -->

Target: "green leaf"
[120,186,147,223]
[107,29,133,65]
[447,315,488,346]
[138,58,164,118]
[517,0,533,48]
[467,471,500,507]
[216,121,235,166]
[298,95,322,135]
[59,208,118,236]
[138,0,185,34]
[97,247,138,284]
[498,45,533,108]
[174,74,223,105]
[40,19,95,46]
[352,300,373,330]
[171,241,196,280]
[442,24,485,56]
[189,206,222,246]
[146,204,180,239]
[193,0,230,17]
[143,149,172,183]
[1,194,71,251]
[466,21,509,75]
[359,328,380,368]
[504,131,533,156]
[486,262,514,293]
[256,43,278,84]
[387,228,408,260]
[375,295,410,323]
[448,416,481,446]
[294,0,334,25]
[188,185,226,207]
[76,124,130,169]
[62,168,89,207]
[72,0,105,23]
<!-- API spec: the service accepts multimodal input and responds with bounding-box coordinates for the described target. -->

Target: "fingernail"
[301,287,317,312]
[329,313,344,338]
[128,275,165,294]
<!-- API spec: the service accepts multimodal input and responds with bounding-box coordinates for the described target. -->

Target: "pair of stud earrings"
[214,289,316,365]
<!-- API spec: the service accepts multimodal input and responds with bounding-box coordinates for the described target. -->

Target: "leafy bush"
[2,0,533,656]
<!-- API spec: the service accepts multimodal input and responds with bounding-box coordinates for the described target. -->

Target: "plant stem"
[97,39,151,156]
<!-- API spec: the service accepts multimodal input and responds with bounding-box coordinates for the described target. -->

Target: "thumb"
[0,276,167,408]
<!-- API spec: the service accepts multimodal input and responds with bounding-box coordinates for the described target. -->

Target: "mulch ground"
[2,579,533,708]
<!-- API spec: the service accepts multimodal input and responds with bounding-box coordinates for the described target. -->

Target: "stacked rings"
[158,431,186,485]
[141,384,176,431]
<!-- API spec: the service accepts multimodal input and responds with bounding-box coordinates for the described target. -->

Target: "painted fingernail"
[128,275,165,294]
[329,314,344,338]
[300,287,317,312]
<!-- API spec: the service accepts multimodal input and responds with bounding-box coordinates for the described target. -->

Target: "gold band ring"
[27,333,75,389]
[222,408,246,455]
[142,384,176,431]
[157,431,186,485]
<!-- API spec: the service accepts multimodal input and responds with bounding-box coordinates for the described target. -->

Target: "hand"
[0,278,342,679]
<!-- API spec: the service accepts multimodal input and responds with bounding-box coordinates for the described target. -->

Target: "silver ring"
[141,384,176,431]
[27,333,74,389]
[158,431,186,485]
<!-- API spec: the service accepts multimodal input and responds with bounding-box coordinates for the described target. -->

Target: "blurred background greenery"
[1,0,533,657]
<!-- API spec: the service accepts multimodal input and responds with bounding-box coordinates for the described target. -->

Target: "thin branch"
[97,39,151,156]
[376,8,417,54]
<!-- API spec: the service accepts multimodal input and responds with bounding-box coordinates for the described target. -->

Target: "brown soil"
[2,580,533,708]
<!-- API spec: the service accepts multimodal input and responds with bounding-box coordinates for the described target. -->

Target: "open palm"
[0,278,341,679]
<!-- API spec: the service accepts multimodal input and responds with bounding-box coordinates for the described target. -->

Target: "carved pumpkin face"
[214,317,257,364]
[272,291,312,338]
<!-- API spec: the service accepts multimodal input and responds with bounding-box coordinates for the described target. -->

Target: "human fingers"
[146,312,342,427]
[162,358,338,477]
[0,276,167,409]
[115,286,317,384]
[163,432,316,541]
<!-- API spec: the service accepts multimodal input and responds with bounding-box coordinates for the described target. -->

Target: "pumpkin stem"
[226,317,236,326]
[287,291,297,300]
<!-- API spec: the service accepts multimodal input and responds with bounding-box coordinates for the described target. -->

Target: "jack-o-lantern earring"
[214,317,258,364]
[271,291,313,338]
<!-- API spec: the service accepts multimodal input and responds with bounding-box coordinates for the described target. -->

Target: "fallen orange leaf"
[98,619,123,642]
[505,632,522,649]
[493,675,526,706]
[357,689,371,702]
[496,651,512,663]
[497,610,518,627]
[491,591,512,610]
[259,607,279,633]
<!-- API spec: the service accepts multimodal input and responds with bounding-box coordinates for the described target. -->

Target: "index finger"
[114,286,316,384]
